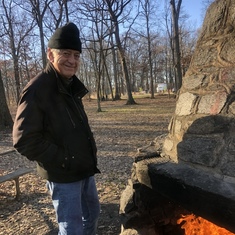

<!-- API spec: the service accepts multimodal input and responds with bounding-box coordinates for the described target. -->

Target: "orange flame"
[177,214,235,235]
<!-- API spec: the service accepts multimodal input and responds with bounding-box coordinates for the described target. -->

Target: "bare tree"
[63,0,70,22]
[0,0,35,102]
[17,0,68,68]
[163,3,176,90]
[105,0,136,105]
[46,0,68,27]
[139,0,158,98]
[0,0,201,109]
[0,70,13,129]
[110,22,121,100]
[76,0,110,111]
[23,0,53,68]
[170,0,182,92]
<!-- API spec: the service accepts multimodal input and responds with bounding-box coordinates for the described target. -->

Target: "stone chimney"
[162,0,235,178]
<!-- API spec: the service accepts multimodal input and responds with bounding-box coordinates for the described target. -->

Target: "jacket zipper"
[65,107,76,128]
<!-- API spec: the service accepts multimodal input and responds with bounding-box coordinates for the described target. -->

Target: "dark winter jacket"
[13,63,100,183]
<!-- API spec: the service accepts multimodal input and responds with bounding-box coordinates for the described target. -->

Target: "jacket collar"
[45,63,89,98]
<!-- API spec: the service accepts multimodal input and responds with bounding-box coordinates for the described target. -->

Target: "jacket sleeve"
[12,86,63,164]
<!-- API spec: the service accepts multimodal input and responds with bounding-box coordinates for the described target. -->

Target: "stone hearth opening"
[120,0,235,234]
[120,151,235,235]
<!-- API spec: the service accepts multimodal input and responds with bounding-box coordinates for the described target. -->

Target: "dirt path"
[0,95,176,235]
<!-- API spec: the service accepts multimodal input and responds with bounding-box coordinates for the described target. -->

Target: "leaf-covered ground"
[0,95,176,235]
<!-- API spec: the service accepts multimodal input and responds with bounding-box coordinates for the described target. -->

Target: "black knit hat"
[48,22,82,52]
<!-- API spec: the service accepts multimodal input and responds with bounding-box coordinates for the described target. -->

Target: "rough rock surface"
[162,0,235,177]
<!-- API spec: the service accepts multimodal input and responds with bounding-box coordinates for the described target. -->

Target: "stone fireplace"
[120,0,235,234]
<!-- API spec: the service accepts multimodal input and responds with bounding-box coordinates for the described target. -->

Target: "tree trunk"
[170,0,182,92]
[111,31,121,100]
[0,70,13,129]
[106,0,136,105]
[115,29,136,105]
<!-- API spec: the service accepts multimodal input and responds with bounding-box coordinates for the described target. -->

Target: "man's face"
[48,49,80,79]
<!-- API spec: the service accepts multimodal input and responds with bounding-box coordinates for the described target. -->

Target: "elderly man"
[13,22,100,235]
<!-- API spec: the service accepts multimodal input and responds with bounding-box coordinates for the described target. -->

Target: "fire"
[177,214,235,235]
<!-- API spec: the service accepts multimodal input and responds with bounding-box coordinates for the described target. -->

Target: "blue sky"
[182,0,207,28]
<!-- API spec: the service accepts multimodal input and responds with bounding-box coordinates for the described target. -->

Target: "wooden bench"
[0,168,33,199]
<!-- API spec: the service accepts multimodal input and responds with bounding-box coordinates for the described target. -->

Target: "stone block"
[162,137,174,152]
[198,92,227,114]
[177,136,220,167]
[183,74,205,90]
[186,115,231,135]
[175,92,197,116]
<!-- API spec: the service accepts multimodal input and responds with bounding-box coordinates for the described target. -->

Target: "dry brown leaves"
[0,95,176,235]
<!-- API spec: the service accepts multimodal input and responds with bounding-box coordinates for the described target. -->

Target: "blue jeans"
[47,176,100,235]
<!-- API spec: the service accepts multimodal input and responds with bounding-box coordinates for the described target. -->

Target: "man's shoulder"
[22,70,57,98]
[28,70,55,88]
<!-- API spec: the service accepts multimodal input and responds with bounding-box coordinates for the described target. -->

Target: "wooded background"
[0,0,213,128]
